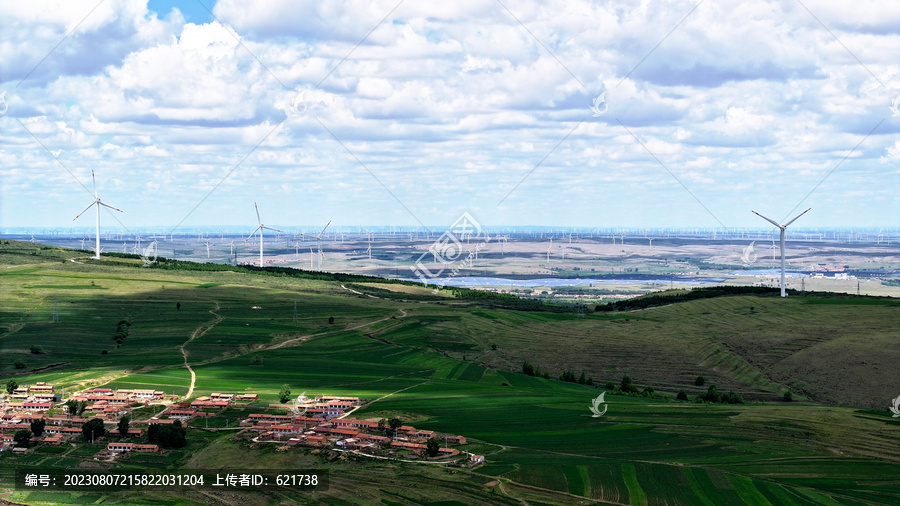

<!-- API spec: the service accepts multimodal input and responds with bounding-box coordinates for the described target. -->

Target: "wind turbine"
[73,170,123,259]
[302,221,331,271]
[245,203,283,268]
[204,240,211,259]
[752,208,811,297]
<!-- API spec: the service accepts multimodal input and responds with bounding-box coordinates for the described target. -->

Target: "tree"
[66,400,77,416]
[700,384,720,403]
[522,361,535,376]
[14,360,26,369]
[278,384,291,404]
[426,438,441,458]
[30,419,46,437]
[676,390,688,401]
[14,430,32,448]
[5,380,17,395]
[30,345,43,354]
[82,418,105,443]
[148,423,186,448]
[176,302,181,311]
[117,416,130,438]
[577,371,587,385]
[377,418,387,433]
[695,376,706,386]
[328,316,335,324]
[77,401,87,416]
[250,355,263,366]
[783,390,793,402]
[619,374,636,393]
[388,418,403,434]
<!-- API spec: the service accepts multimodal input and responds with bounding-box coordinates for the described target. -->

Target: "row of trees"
[114,319,131,346]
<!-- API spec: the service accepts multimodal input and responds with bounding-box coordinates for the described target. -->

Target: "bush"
[604,382,616,390]
[676,390,688,401]
[250,355,263,366]
[30,345,43,354]
[328,316,335,324]
[783,390,793,402]
[14,360,26,369]
[695,376,705,386]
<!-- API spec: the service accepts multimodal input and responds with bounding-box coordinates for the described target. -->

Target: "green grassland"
[1,241,899,505]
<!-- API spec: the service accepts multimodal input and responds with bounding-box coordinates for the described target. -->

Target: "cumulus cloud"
[1,0,898,229]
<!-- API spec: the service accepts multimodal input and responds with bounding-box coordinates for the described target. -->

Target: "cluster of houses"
[2,384,486,465]
[0,383,169,454]
[241,395,481,463]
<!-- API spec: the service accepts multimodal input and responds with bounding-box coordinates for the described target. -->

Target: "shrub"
[783,390,793,402]
[695,376,705,386]
[14,360,26,369]
[676,390,688,401]
[30,345,43,354]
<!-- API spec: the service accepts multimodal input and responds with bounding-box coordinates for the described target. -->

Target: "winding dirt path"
[266,307,407,351]
[181,301,222,399]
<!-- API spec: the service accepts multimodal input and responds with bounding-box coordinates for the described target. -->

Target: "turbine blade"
[317,220,332,239]
[245,226,262,242]
[73,202,95,220]
[99,202,124,212]
[254,202,261,225]
[783,207,811,228]
[751,210,781,228]
[92,170,97,197]
[262,226,285,233]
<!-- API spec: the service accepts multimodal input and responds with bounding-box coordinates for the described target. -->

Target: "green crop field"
[1,241,898,505]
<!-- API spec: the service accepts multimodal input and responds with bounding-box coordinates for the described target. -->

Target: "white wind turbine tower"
[752,208,811,297]
[73,170,123,260]
[204,240,211,259]
[245,203,283,268]
[302,221,331,271]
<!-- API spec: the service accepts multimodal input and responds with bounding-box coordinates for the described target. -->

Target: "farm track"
[181,301,222,399]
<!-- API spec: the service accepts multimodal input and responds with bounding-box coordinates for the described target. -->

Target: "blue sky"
[1,0,898,232]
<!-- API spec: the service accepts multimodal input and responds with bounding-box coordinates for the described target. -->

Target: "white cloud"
[1,0,898,229]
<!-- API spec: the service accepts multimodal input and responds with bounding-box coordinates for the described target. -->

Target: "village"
[0,382,484,467]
